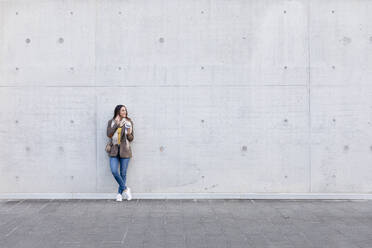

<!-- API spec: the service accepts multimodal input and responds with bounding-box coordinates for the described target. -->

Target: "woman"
[107,105,134,201]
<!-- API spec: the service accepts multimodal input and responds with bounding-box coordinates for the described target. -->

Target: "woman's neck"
[118,117,128,121]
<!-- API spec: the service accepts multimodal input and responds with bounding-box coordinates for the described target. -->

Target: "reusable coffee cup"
[124,122,131,129]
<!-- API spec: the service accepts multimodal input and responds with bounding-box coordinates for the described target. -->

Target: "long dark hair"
[113,105,132,122]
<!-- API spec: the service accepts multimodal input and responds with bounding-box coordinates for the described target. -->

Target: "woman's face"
[119,106,127,118]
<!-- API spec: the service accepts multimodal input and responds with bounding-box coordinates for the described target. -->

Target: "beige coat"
[107,119,134,158]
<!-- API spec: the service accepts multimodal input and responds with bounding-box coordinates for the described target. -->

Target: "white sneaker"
[124,187,132,201]
[116,193,122,202]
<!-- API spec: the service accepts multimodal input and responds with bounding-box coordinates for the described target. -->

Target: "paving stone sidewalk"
[0,199,372,248]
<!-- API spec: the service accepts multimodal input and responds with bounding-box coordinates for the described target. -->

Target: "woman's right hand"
[114,116,121,125]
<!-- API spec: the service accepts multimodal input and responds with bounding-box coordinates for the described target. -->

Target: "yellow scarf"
[117,127,122,145]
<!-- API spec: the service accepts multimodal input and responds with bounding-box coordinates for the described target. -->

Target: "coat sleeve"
[107,120,119,138]
[126,120,134,142]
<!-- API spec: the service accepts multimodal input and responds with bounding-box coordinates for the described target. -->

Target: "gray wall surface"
[1,0,372,198]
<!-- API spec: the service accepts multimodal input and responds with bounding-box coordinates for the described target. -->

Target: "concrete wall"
[1,0,372,199]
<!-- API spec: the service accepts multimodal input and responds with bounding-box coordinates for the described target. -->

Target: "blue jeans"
[109,152,130,194]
